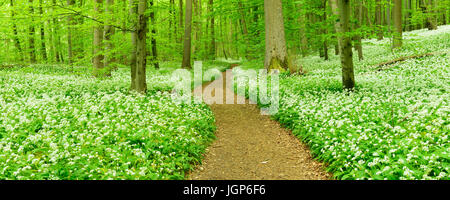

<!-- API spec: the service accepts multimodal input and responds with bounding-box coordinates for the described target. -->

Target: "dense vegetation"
[0,0,449,180]
[234,26,449,180]
[0,61,238,179]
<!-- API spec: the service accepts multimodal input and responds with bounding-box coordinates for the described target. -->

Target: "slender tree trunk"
[220,16,228,60]
[198,0,203,58]
[229,19,236,59]
[238,2,250,59]
[354,0,363,60]
[192,0,197,56]
[382,0,386,26]
[39,0,47,61]
[406,0,411,31]
[104,0,115,75]
[296,2,308,57]
[238,2,249,36]
[441,1,447,25]
[253,5,260,36]
[77,0,85,58]
[10,0,23,61]
[393,0,402,48]
[208,0,216,59]
[425,0,437,30]
[129,0,137,90]
[444,1,448,25]
[93,0,105,77]
[48,18,54,62]
[182,0,193,69]
[418,0,424,29]
[322,0,328,61]
[172,0,177,40]
[28,0,37,63]
[179,0,184,43]
[386,0,391,32]
[51,0,61,63]
[329,0,341,52]
[169,0,175,41]
[67,0,75,65]
[150,0,159,69]
[227,18,233,58]
[301,28,309,57]
[264,0,289,71]
[121,0,128,65]
[312,13,325,58]
[205,2,209,58]
[133,0,148,93]
[363,0,372,34]
[376,0,384,40]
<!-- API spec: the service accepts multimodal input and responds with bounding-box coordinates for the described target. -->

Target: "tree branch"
[53,4,134,32]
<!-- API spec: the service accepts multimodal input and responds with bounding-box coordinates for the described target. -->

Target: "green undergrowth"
[233,26,450,180]
[0,60,233,180]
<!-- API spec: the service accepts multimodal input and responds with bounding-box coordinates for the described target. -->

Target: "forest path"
[188,67,330,180]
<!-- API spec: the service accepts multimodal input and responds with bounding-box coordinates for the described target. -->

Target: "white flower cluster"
[0,65,217,180]
[234,25,449,180]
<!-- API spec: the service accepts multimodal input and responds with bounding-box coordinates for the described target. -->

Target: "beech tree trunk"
[238,2,249,37]
[179,0,184,43]
[93,0,104,77]
[129,0,137,90]
[425,0,437,30]
[327,3,339,56]
[363,1,371,29]
[406,0,411,31]
[10,0,23,61]
[321,0,328,61]
[238,2,250,58]
[332,0,355,90]
[208,0,216,59]
[418,0,424,29]
[297,2,308,57]
[386,0,391,32]
[264,0,289,71]
[133,0,148,93]
[354,0,363,60]
[67,0,74,65]
[329,0,341,52]
[39,0,47,61]
[52,0,61,63]
[182,0,193,69]
[150,0,159,69]
[192,0,202,58]
[376,0,384,40]
[220,16,228,60]
[28,0,36,63]
[393,0,402,48]
[104,0,115,75]
[340,0,355,90]
[169,0,175,41]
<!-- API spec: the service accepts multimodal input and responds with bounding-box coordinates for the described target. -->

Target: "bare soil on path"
[188,68,330,180]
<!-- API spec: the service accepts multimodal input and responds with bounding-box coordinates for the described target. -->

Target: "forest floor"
[188,68,330,180]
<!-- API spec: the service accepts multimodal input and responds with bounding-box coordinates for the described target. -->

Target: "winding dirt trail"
[188,67,330,180]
